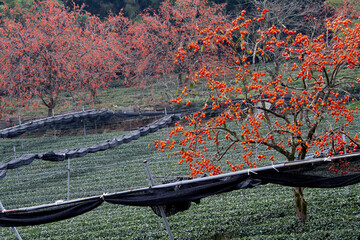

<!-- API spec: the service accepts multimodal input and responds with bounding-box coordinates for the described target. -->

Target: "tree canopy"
[0,0,121,116]
[155,4,360,221]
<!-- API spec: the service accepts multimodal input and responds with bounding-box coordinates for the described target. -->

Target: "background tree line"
[66,0,256,19]
[0,0,357,117]
[3,0,350,20]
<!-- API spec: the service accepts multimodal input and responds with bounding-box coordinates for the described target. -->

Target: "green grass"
[1,118,360,239]
[1,68,360,239]
[11,79,186,118]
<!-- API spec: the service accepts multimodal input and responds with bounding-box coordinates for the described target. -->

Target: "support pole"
[53,127,57,140]
[52,109,56,140]
[0,201,22,240]
[143,160,174,240]
[13,146,19,185]
[67,158,71,200]
[144,160,155,186]
[82,107,86,136]
[83,120,86,137]
[343,134,349,195]
[19,116,23,149]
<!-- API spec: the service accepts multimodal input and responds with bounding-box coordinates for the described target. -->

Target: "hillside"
[0,112,359,239]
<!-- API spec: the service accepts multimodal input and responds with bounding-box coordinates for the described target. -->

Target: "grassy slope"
[14,80,185,119]
[1,68,360,239]
[0,119,360,239]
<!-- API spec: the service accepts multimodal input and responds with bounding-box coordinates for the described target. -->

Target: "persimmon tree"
[95,11,134,88]
[72,12,129,103]
[246,0,330,36]
[157,11,360,221]
[326,0,360,19]
[126,0,229,87]
[0,0,119,116]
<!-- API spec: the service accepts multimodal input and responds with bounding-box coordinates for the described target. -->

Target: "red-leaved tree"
[157,10,360,221]
[125,0,229,88]
[0,0,119,117]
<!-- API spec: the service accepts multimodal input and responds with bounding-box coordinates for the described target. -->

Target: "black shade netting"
[255,153,360,188]
[0,108,194,139]
[0,197,103,227]
[0,114,181,180]
[1,152,360,226]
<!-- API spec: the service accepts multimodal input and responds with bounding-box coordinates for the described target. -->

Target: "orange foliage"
[159,9,360,177]
[126,0,229,87]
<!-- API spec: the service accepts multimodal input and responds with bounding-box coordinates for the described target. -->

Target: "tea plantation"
[0,116,359,239]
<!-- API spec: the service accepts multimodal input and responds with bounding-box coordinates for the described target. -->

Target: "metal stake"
[53,127,57,140]
[83,107,86,136]
[143,160,174,240]
[67,158,71,200]
[19,116,23,149]
[13,146,19,185]
[0,201,22,240]
[52,109,56,140]
[343,134,349,194]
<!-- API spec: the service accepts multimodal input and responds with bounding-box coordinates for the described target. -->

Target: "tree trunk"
[48,107,54,117]
[42,96,56,117]
[47,101,55,117]
[294,186,307,222]
[178,72,183,86]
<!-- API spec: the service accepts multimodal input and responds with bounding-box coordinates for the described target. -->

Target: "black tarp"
[0,114,181,180]
[0,97,283,139]
[0,197,103,227]
[255,171,360,188]
[0,110,111,138]
[1,152,360,226]
[0,109,193,139]
[103,173,262,207]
